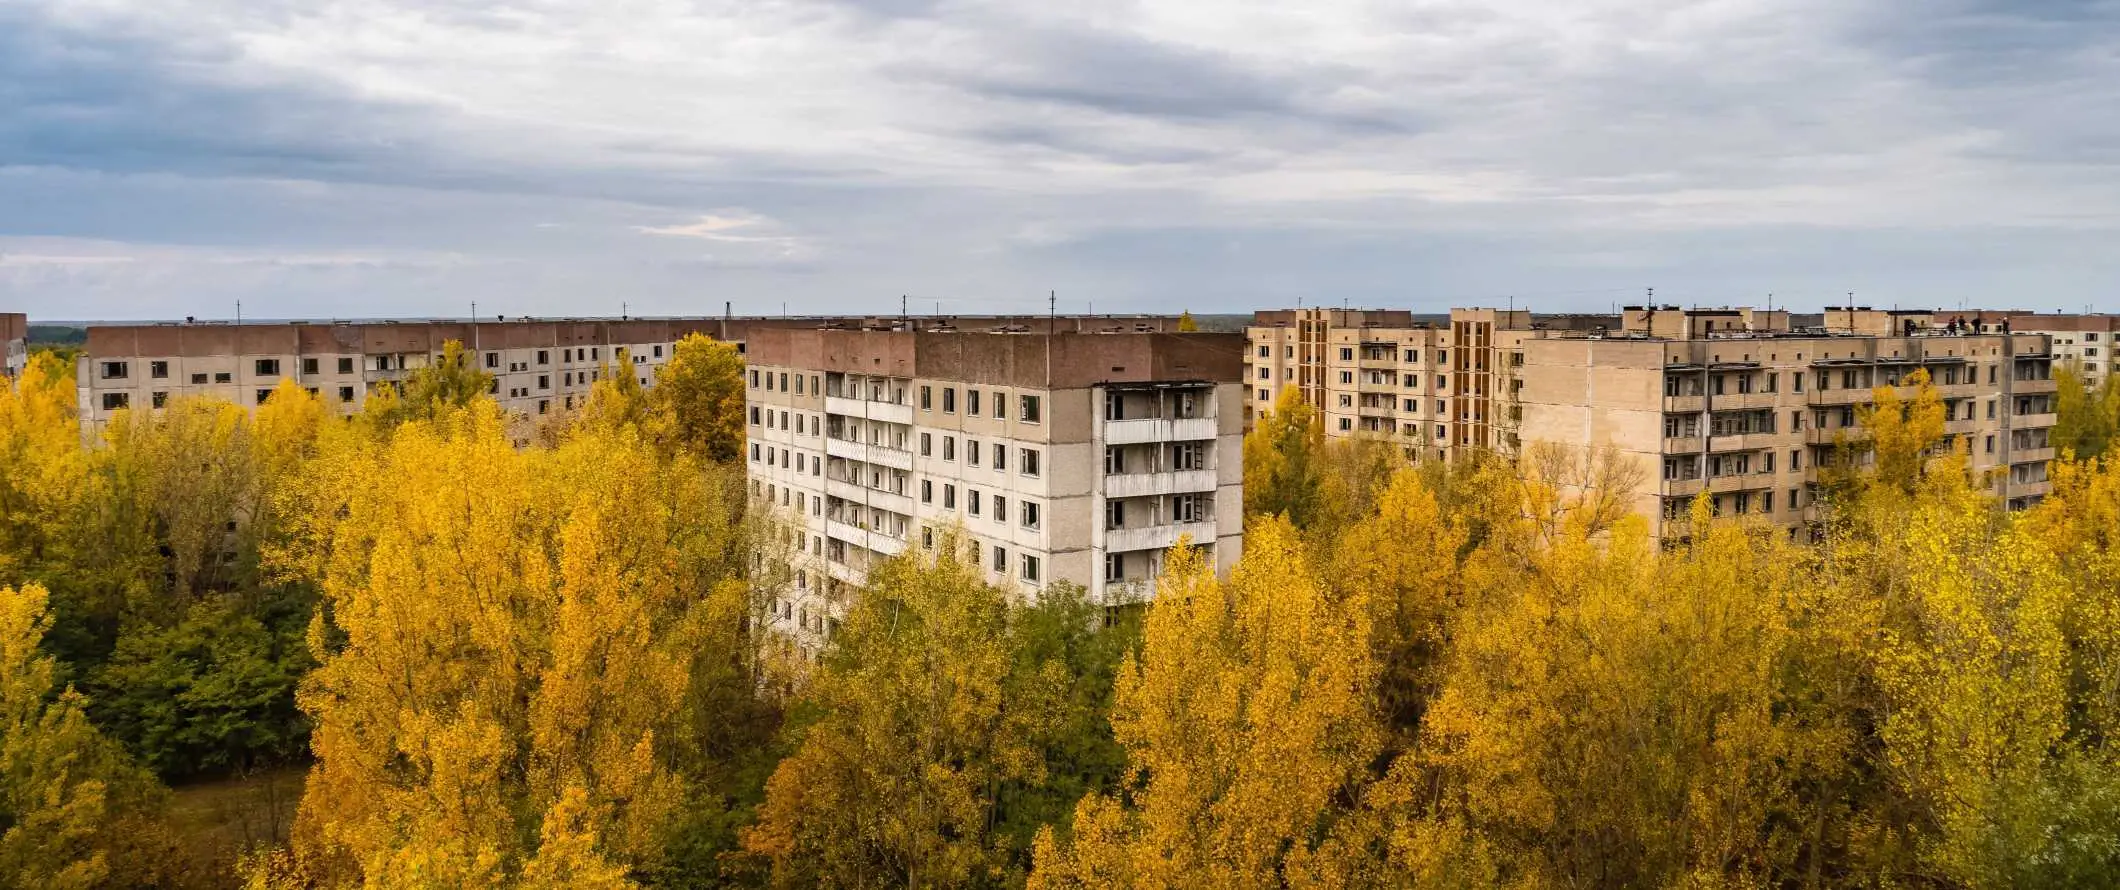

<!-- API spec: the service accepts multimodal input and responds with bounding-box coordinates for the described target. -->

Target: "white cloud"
[2,0,2116,316]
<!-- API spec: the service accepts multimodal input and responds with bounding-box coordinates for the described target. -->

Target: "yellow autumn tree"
[1176,311,1200,333]
[1244,387,1323,525]
[1326,467,1467,743]
[1030,522,1379,888]
[1423,502,1851,887]
[743,535,1092,887]
[277,399,753,887]
[646,333,747,463]
[0,350,88,585]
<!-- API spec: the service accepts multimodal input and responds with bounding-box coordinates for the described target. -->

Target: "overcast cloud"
[1,0,2116,319]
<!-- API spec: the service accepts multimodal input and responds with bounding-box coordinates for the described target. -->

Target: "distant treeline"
[29,324,87,345]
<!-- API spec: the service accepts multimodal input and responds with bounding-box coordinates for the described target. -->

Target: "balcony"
[1719,392,1786,410]
[1706,474,1765,493]
[2014,412,2057,429]
[825,478,916,516]
[2015,378,2058,394]
[1806,426,1868,446]
[2008,480,2053,499]
[2012,447,2057,465]
[825,395,913,425]
[1942,418,1980,436]
[1103,417,1219,445]
[1663,435,1704,454]
[1662,477,1705,498]
[1102,470,1220,499]
[824,519,908,557]
[1807,387,1871,406]
[1663,395,1706,413]
[824,438,914,471]
[1105,520,1220,553]
[1707,432,1796,453]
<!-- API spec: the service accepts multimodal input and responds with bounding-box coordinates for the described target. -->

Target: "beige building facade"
[1521,307,2056,537]
[1,313,24,380]
[1997,313,2120,388]
[1244,307,1614,459]
[743,327,1244,650]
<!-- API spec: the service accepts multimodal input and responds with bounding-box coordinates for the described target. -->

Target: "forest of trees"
[1,340,2118,888]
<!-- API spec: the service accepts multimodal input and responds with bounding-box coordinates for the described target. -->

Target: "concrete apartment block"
[1997,313,2120,389]
[73,313,1183,437]
[1244,307,1617,460]
[743,326,1244,654]
[1247,304,2056,540]
[1,313,25,381]
[1522,307,2057,538]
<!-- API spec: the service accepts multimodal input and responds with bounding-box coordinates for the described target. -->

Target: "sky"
[2,0,2117,320]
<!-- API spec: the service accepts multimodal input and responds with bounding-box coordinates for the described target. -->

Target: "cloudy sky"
[2,0,2116,320]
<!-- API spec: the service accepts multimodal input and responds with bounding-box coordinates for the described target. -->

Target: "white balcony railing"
[1102,417,1219,445]
[825,395,913,425]
[1101,470,1220,499]
[824,438,915,471]
[1105,520,1220,553]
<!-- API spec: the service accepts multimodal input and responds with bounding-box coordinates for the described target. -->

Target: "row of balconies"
[824,437,914,471]
[824,518,909,558]
[824,478,917,516]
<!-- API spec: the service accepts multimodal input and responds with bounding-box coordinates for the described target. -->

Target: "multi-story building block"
[1997,313,2120,389]
[1519,306,2056,538]
[75,313,1184,436]
[743,326,1244,650]
[1,313,25,380]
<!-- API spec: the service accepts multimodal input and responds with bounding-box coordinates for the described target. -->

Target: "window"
[779,372,788,391]
[994,444,1007,471]
[653,344,664,358]
[1339,347,1354,361]
[101,392,128,410]
[993,547,1008,574]
[100,361,128,379]
[968,439,981,466]
[920,433,932,456]
[1763,491,1775,513]
[922,526,934,549]
[944,485,957,509]
[1106,499,1126,530]
[943,387,956,413]
[1021,448,1041,477]
[537,400,550,415]
[994,495,1007,519]
[921,480,933,503]
[142,360,168,379]
[1790,450,1802,471]
[1170,442,1205,471]
[1105,446,1127,475]
[1172,494,1209,523]
[150,391,167,408]
[338,386,355,403]
[943,436,956,461]
[749,369,760,388]
[336,357,353,374]
[1257,345,1269,357]
[969,490,982,517]
[1020,394,1042,423]
[1339,418,1352,431]
[484,352,499,369]
[921,385,932,409]
[1106,552,1125,582]
[749,406,761,426]
[256,388,274,404]
[1021,554,1040,583]
[1022,500,1041,530]
[1340,371,1354,385]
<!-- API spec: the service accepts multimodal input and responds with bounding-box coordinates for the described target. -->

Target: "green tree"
[0,583,175,889]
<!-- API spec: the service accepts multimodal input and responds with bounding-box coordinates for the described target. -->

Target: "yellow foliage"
[1031,521,1379,888]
